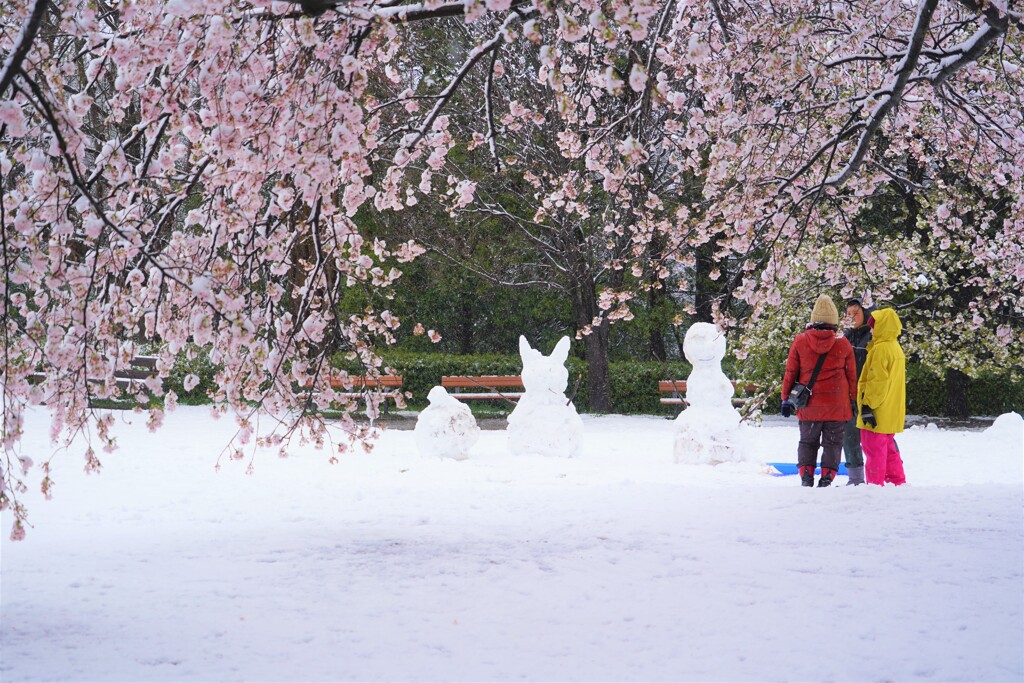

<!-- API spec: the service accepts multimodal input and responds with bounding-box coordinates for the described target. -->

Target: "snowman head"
[427,385,452,405]
[519,335,570,395]
[683,322,727,366]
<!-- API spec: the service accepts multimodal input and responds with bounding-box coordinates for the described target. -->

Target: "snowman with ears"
[673,322,745,464]
[507,336,584,457]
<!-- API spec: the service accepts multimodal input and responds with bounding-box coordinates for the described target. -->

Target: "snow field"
[1,408,1022,682]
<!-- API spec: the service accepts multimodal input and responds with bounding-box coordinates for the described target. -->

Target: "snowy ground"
[2,406,1022,682]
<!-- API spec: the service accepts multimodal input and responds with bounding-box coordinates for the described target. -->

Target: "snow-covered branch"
[821,0,939,188]
[267,0,532,23]
[929,12,1009,88]
[484,47,501,172]
[0,0,51,97]
[401,10,529,152]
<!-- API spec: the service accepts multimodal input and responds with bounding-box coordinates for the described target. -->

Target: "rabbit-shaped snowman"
[506,335,584,457]
[414,386,481,460]
[673,322,745,464]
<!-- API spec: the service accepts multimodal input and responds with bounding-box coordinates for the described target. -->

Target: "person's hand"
[861,405,877,428]
[781,399,795,418]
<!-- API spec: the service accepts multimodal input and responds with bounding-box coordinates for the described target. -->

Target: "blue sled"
[767,462,849,477]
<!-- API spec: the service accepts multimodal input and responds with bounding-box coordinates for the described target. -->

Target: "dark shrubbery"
[165,345,222,405]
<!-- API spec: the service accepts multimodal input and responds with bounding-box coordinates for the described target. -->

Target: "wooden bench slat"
[660,397,749,407]
[129,356,158,370]
[441,376,525,403]
[448,392,525,401]
[326,375,403,389]
[112,368,159,381]
[29,360,160,385]
[658,380,760,393]
[441,375,524,389]
[659,379,761,409]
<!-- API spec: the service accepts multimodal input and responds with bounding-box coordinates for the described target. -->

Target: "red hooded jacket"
[781,328,858,422]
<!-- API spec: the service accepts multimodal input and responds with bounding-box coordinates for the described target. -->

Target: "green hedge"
[375,352,693,414]
[902,366,1024,417]
[970,371,1024,416]
[378,351,525,408]
[906,364,945,416]
[373,353,1024,416]
[166,345,223,405]
[162,347,1024,416]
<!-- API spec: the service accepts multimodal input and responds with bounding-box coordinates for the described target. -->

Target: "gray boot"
[846,465,865,486]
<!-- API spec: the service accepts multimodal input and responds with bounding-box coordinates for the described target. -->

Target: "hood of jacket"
[870,308,902,342]
[802,327,839,354]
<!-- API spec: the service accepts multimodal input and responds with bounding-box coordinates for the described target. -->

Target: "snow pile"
[413,386,480,460]
[506,335,584,457]
[674,322,746,464]
[983,411,1023,441]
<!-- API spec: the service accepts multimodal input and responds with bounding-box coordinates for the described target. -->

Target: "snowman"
[414,386,481,460]
[506,336,584,457]
[673,322,745,464]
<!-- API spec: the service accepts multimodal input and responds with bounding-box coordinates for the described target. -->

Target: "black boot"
[799,466,815,487]
[817,467,836,487]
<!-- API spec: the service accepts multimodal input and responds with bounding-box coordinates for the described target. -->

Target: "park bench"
[441,375,525,403]
[659,380,760,408]
[29,355,161,404]
[106,355,159,392]
[325,375,404,411]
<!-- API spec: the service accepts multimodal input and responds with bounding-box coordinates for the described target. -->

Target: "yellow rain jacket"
[856,308,906,434]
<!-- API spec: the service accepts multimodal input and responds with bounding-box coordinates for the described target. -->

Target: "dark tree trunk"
[647,286,668,362]
[584,322,612,413]
[694,240,715,323]
[568,262,613,413]
[944,368,970,418]
[457,290,474,354]
[694,234,727,324]
[645,233,669,361]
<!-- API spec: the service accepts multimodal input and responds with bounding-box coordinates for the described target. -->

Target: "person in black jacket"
[842,298,873,485]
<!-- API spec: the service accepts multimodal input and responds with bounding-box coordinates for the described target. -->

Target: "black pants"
[842,416,864,468]
[798,420,845,471]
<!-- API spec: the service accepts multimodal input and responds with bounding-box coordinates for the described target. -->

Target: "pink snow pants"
[860,430,906,486]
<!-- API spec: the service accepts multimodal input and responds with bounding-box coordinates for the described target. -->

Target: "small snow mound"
[983,412,1023,439]
[926,422,939,431]
[414,386,480,460]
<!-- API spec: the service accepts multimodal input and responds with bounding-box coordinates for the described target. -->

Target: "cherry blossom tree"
[658,0,1022,329]
[365,3,690,410]
[2,0,1021,539]
[656,0,1023,406]
[1,0,436,539]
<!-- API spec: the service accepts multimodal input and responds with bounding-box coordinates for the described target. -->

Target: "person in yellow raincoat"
[856,308,907,485]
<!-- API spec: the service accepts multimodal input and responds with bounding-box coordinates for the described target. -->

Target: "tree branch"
[0,0,51,97]
[401,10,529,152]
[930,10,1009,88]
[821,0,939,188]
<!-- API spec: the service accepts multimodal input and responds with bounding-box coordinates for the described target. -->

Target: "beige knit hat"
[809,294,839,326]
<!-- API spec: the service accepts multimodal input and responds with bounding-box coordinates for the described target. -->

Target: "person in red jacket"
[780,295,859,487]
